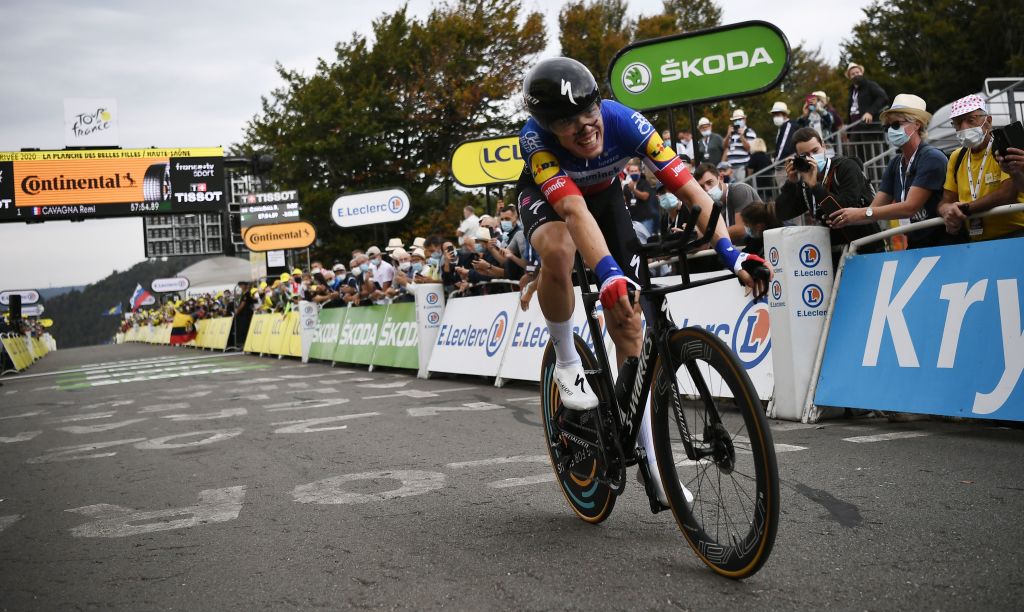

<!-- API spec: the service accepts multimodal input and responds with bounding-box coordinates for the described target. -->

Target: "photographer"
[830,94,960,249]
[775,127,884,253]
[724,109,756,181]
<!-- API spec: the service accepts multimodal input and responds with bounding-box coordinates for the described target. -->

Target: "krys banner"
[608,21,790,111]
[450,135,523,187]
[0,147,225,222]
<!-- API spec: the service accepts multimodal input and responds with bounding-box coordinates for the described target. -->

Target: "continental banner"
[309,307,347,362]
[371,302,418,370]
[0,146,225,222]
[333,305,386,365]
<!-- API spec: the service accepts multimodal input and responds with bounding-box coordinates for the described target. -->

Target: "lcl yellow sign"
[450,135,523,187]
[243,221,316,252]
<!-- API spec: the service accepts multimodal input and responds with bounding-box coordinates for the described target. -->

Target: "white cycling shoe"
[554,362,599,411]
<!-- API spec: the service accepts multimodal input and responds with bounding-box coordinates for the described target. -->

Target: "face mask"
[500,220,513,232]
[736,120,746,129]
[744,225,754,239]
[700,129,712,137]
[886,126,910,147]
[707,185,723,202]
[399,261,410,272]
[370,258,381,267]
[772,116,785,127]
[429,252,441,263]
[659,194,678,210]
[812,153,827,172]
[629,173,641,182]
[411,262,423,275]
[474,244,484,253]
[851,75,864,86]
[359,263,369,273]
[956,126,986,148]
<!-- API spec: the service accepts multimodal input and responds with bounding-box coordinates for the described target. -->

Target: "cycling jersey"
[519,99,693,203]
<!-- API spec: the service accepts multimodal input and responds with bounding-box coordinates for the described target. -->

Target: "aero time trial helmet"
[523,57,600,130]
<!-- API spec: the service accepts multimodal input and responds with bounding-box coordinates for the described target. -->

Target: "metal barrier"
[801,203,1024,422]
[446,279,520,300]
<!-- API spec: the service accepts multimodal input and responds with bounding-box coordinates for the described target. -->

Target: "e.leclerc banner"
[816,238,1024,421]
[608,21,790,111]
[450,135,523,187]
[331,188,410,228]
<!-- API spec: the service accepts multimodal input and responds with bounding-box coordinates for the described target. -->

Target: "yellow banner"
[450,135,523,187]
[0,147,223,162]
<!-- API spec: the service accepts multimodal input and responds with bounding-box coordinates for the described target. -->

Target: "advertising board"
[240,190,300,228]
[0,147,225,221]
[151,277,190,293]
[331,188,410,228]
[450,135,523,187]
[243,221,316,252]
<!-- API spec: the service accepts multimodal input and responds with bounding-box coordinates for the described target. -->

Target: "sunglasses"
[884,120,911,131]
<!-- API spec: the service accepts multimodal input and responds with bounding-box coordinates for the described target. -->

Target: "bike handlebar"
[634,202,723,259]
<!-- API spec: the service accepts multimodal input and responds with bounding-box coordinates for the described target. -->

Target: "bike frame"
[570,203,735,469]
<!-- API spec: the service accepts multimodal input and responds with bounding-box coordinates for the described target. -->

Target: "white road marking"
[506,396,540,404]
[135,429,244,450]
[58,418,148,435]
[293,470,445,505]
[286,382,309,389]
[488,474,555,489]
[271,412,379,434]
[358,381,410,389]
[156,390,212,399]
[0,411,46,420]
[447,455,548,469]
[265,398,350,412]
[80,399,136,410]
[407,402,505,417]
[50,412,117,423]
[231,394,270,401]
[27,438,147,464]
[843,431,931,443]
[0,431,43,444]
[8,353,243,380]
[66,486,247,538]
[279,373,337,380]
[770,423,822,432]
[0,515,23,532]
[138,402,191,414]
[364,386,475,400]
[162,408,248,421]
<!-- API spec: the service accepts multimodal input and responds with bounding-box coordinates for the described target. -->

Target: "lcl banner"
[450,135,523,187]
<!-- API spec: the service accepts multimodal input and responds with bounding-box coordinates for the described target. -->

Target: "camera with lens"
[792,154,814,173]
[732,120,743,130]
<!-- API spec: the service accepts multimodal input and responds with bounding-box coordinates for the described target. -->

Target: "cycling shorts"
[516,169,644,285]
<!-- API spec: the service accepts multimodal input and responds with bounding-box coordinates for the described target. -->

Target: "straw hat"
[769,101,789,115]
[385,238,404,252]
[880,93,932,126]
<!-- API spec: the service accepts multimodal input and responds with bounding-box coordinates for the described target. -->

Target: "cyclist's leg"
[518,176,598,410]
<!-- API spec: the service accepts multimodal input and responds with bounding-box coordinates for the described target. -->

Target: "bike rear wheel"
[651,326,779,578]
[540,334,617,523]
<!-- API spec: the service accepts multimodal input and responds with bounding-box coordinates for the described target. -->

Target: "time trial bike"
[540,204,780,579]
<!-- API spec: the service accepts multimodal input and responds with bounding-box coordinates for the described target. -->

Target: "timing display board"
[239,190,301,229]
[0,147,225,222]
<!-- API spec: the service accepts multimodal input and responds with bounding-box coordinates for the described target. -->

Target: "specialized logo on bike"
[621,62,652,94]
[768,247,780,267]
[485,311,508,357]
[798,244,820,268]
[574,373,587,393]
[802,284,824,309]
[731,300,772,368]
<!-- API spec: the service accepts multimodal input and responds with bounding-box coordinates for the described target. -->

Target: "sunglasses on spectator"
[884,120,912,131]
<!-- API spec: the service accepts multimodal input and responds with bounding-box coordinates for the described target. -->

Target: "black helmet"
[523,57,600,127]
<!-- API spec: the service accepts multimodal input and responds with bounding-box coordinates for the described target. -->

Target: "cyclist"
[518,57,770,411]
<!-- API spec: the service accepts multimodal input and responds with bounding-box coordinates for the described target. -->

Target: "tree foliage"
[244,0,544,259]
[842,0,1024,110]
[557,0,632,98]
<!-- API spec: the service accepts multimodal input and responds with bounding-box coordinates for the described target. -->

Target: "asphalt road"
[1,344,1022,610]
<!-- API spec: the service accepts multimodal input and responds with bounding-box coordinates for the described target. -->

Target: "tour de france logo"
[768,247,780,267]
[388,196,404,214]
[799,244,821,268]
[621,62,651,94]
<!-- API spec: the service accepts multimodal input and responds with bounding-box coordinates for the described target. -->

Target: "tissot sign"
[450,135,523,187]
[608,21,791,111]
[331,188,410,228]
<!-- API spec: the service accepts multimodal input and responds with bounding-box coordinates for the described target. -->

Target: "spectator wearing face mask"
[845,63,888,128]
[493,203,528,281]
[622,159,657,235]
[830,94,961,250]
[725,109,756,182]
[466,226,507,293]
[798,92,835,140]
[675,129,695,161]
[655,183,686,235]
[738,202,781,257]
[364,246,395,303]
[695,117,725,166]
[693,162,761,244]
[770,102,799,163]
[937,94,1023,241]
[409,248,439,285]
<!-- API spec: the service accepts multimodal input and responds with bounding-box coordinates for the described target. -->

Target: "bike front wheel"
[651,326,779,579]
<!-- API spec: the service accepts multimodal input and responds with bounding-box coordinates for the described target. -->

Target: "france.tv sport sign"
[608,21,790,111]
[815,238,1024,421]
[0,147,225,222]
[450,135,523,187]
[331,188,410,228]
